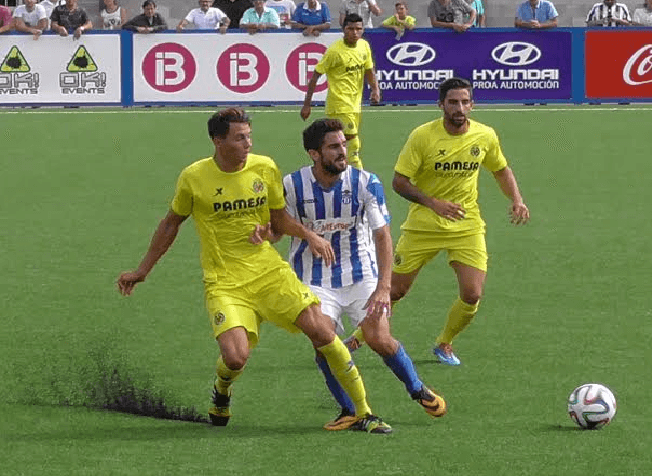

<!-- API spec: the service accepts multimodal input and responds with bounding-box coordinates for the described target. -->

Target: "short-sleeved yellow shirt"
[315,38,374,115]
[395,118,508,237]
[381,15,416,29]
[171,154,287,288]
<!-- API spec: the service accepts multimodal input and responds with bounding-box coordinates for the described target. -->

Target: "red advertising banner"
[586,30,652,99]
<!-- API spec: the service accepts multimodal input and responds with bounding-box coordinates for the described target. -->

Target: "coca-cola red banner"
[585,30,652,99]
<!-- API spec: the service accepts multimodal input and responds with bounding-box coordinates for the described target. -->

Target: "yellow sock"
[347,136,363,169]
[215,356,244,395]
[436,297,479,345]
[317,337,371,417]
[351,327,364,346]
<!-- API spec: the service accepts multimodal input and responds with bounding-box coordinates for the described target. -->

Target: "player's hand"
[509,202,530,225]
[431,199,466,221]
[363,287,392,320]
[300,105,311,121]
[249,223,273,244]
[116,271,146,296]
[306,232,335,266]
[370,89,381,104]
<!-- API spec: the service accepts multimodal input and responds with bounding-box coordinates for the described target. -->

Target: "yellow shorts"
[205,266,319,347]
[328,112,360,137]
[393,231,488,274]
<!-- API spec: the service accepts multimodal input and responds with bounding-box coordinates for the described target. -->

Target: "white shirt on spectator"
[339,0,378,28]
[633,7,652,25]
[184,7,229,29]
[265,0,296,28]
[13,4,47,27]
[586,2,631,26]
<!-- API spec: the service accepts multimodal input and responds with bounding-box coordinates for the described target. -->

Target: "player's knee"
[460,291,481,306]
[222,351,249,371]
[367,334,398,357]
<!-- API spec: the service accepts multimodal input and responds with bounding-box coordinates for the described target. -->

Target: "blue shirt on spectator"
[292,0,331,25]
[515,0,558,22]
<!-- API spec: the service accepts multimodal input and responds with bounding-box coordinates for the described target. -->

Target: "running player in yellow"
[300,12,380,170]
[116,108,391,433]
[389,77,530,365]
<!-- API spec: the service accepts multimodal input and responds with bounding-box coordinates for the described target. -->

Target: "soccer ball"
[567,383,617,430]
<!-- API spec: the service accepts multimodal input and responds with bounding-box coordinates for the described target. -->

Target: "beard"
[322,156,347,175]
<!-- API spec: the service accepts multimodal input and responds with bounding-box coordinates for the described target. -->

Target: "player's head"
[303,119,348,175]
[199,0,211,11]
[438,77,474,130]
[208,108,252,168]
[343,13,364,45]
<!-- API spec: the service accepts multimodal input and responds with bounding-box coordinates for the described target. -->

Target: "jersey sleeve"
[266,161,286,210]
[482,129,508,172]
[282,174,299,219]
[394,129,422,179]
[315,46,334,75]
[170,170,193,217]
[364,173,391,230]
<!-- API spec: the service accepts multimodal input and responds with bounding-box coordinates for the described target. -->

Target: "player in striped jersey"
[283,118,447,430]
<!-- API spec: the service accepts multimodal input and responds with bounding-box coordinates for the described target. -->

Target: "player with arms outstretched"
[117,108,391,433]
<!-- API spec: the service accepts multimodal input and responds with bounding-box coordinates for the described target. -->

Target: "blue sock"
[315,353,355,414]
[382,343,424,396]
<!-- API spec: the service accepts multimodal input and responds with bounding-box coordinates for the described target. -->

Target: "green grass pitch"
[1,105,651,475]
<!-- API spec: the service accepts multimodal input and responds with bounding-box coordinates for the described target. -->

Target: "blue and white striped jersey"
[283,165,391,289]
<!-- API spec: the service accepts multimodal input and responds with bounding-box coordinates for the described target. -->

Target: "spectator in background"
[100,0,127,29]
[586,0,631,26]
[122,0,168,33]
[13,0,48,39]
[291,0,331,36]
[39,0,60,29]
[212,0,253,29]
[339,0,382,28]
[241,0,281,33]
[178,0,230,32]
[0,4,14,34]
[51,0,93,38]
[632,0,652,25]
[381,1,415,39]
[266,0,296,28]
[514,0,558,29]
[468,0,485,26]
[428,0,475,32]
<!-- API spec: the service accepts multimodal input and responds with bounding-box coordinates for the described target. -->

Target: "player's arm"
[365,68,381,104]
[364,225,393,319]
[269,208,335,265]
[492,166,530,225]
[117,210,188,296]
[300,71,323,120]
[392,171,466,221]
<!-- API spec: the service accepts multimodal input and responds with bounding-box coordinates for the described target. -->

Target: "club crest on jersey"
[342,190,352,204]
[252,178,264,193]
[394,254,402,266]
[214,311,226,326]
[470,146,481,157]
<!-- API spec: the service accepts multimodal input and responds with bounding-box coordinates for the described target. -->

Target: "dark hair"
[342,13,364,28]
[207,108,251,139]
[395,1,408,7]
[303,119,344,152]
[438,77,473,103]
[142,0,156,8]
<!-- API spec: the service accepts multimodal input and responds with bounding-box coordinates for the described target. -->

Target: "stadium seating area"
[0,0,648,30]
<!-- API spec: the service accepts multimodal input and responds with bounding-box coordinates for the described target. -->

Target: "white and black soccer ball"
[568,383,617,430]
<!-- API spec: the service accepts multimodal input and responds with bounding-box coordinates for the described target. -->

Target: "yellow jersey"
[315,38,374,115]
[171,154,287,288]
[395,118,508,236]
